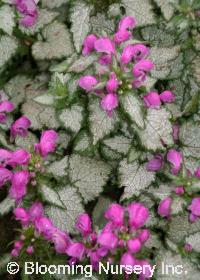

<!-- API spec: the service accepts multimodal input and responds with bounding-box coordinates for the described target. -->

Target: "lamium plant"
[0,0,200,280]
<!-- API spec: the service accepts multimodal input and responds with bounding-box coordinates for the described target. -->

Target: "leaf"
[47,156,69,178]
[118,159,155,200]
[156,251,200,279]
[150,46,183,79]
[68,54,97,73]
[42,0,68,9]
[58,104,84,133]
[0,254,11,273]
[19,9,58,35]
[34,93,56,105]
[154,0,176,21]
[42,185,84,233]
[180,121,200,158]
[138,108,173,151]
[149,184,171,200]
[102,135,132,155]
[0,5,15,35]
[89,97,119,144]
[0,35,18,69]
[69,155,111,203]
[74,131,93,155]
[171,197,187,215]
[168,214,200,244]
[70,1,92,53]
[90,13,115,36]
[122,0,155,26]
[0,196,15,216]
[32,21,74,60]
[120,94,145,129]
[185,232,200,253]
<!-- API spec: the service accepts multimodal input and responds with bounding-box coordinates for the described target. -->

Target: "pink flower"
[98,231,118,250]
[174,186,184,195]
[82,34,97,55]
[11,249,19,257]
[127,237,142,253]
[29,202,44,221]
[94,38,115,54]
[121,44,149,64]
[146,154,163,172]
[34,216,54,238]
[138,229,150,243]
[14,208,30,226]
[11,116,31,138]
[104,203,124,227]
[35,130,58,157]
[66,242,85,260]
[114,30,131,44]
[26,246,34,254]
[167,149,182,174]
[14,0,38,27]
[138,259,153,279]
[118,16,136,31]
[133,60,154,88]
[51,229,70,253]
[76,213,92,237]
[158,197,172,218]
[14,241,23,250]
[106,73,119,93]
[19,14,37,27]
[160,90,175,103]
[128,202,149,229]
[0,167,13,188]
[184,243,193,252]
[12,149,30,166]
[0,149,13,166]
[188,198,200,222]
[194,167,200,179]
[78,76,98,92]
[100,93,119,116]
[120,253,135,267]
[98,54,112,65]
[0,100,14,123]
[9,170,30,201]
[143,92,161,108]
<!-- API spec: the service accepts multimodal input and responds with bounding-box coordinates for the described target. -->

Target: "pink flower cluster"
[0,130,58,203]
[12,202,152,278]
[78,17,155,116]
[0,96,14,124]
[13,0,38,27]
[12,202,70,257]
[143,91,175,109]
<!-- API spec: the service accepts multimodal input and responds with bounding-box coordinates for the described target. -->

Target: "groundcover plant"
[0,0,200,279]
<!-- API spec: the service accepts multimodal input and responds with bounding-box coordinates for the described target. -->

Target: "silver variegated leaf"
[42,185,84,232]
[122,0,155,26]
[120,94,145,129]
[0,35,18,69]
[89,97,119,144]
[69,155,111,203]
[42,0,68,9]
[59,104,84,133]
[150,46,183,79]
[156,251,200,279]
[32,21,74,60]
[47,156,69,178]
[148,184,171,200]
[185,232,200,253]
[138,108,173,151]
[0,5,15,35]
[0,196,15,216]
[180,121,200,158]
[168,214,200,244]
[70,1,92,52]
[171,197,187,215]
[68,54,97,73]
[118,159,155,200]
[103,135,132,155]
[154,0,177,21]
